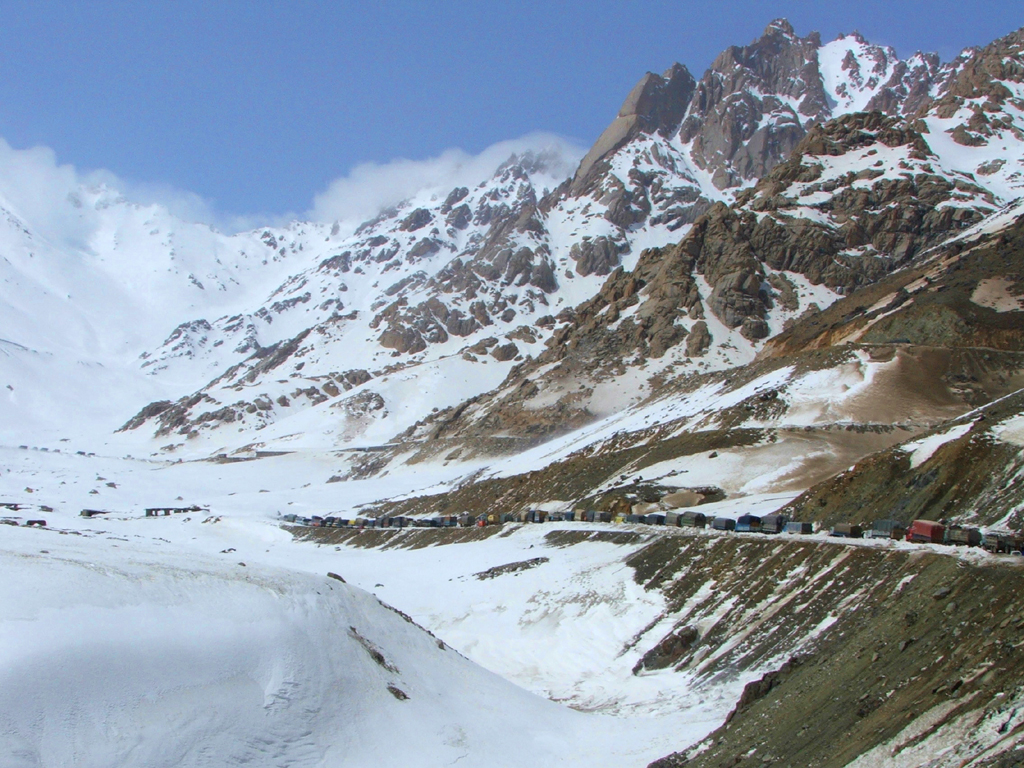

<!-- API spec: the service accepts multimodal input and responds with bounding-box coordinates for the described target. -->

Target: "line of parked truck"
[285,509,1023,554]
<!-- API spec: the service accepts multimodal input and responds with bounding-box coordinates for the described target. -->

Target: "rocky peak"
[571,63,696,192]
[763,18,797,38]
[928,26,1024,119]
[680,19,829,190]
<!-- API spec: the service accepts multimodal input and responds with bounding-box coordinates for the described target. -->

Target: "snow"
[900,421,975,468]
[970,277,1024,312]
[0,533,606,768]
[992,413,1024,447]
[0,504,734,767]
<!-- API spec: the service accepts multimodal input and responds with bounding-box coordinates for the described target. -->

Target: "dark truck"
[830,523,863,539]
[945,526,982,547]
[867,519,906,540]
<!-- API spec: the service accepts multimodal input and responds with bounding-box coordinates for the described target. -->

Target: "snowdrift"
[0,534,592,768]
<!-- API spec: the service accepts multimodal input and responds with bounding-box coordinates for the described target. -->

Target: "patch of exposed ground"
[474,557,549,580]
[783,388,1024,532]
[288,524,506,550]
[644,539,1024,768]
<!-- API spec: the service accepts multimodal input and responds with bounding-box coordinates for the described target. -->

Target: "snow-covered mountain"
[94,21,1022,459]
[4,18,1024,768]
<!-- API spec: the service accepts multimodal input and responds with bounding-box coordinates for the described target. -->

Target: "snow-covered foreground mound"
[0,530,652,768]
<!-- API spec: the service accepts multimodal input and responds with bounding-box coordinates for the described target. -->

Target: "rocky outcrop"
[928,26,1024,123]
[569,236,627,277]
[681,19,828,189]
[571,63,696,193]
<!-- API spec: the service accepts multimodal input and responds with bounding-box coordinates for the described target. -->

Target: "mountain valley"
[3,17,1024,768]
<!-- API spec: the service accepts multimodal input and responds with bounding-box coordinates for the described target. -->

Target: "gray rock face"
[680,20,828,189]
[570,237,627,277]
[709,269,768,329]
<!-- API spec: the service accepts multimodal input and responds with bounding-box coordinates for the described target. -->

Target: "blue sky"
[0,1,1019,223]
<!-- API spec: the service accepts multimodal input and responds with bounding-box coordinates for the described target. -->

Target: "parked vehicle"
[867,519,906,540]
[681,512,707,529]
[831,523,863,538]
[712,517,736,531]
[982,531,1023,554]
[784,521,813,535]
[736,514,762,533]
[760,515,787,534]
[906,519,945,544]
[945,526,982,547]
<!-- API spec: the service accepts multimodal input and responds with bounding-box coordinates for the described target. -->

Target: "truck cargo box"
[906,519,944,544]
[831,523,863,538]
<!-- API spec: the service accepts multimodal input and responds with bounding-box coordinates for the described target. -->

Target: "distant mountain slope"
[112,22,1024,458]
[0,20,1020,457]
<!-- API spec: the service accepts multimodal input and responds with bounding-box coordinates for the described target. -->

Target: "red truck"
[906,519,945,544]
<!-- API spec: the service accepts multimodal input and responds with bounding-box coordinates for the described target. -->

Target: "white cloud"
[0,138,275,242]
[0,139,106,249]
[0,132,587,242]
[308,132,586,231]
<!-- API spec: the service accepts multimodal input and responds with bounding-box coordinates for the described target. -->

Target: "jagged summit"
[572,63,696,189]
[764,18,797,36]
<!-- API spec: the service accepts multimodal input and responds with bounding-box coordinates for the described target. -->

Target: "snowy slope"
[0,524,689,768]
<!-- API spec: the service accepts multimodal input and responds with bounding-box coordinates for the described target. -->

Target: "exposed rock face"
[926,26,1024,148]
[682,20,827,189]
[762,203,1024,359]
[571,63,697,192]
[685,321,711,356]
[490,342,519,362]
[570,237,627,277]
